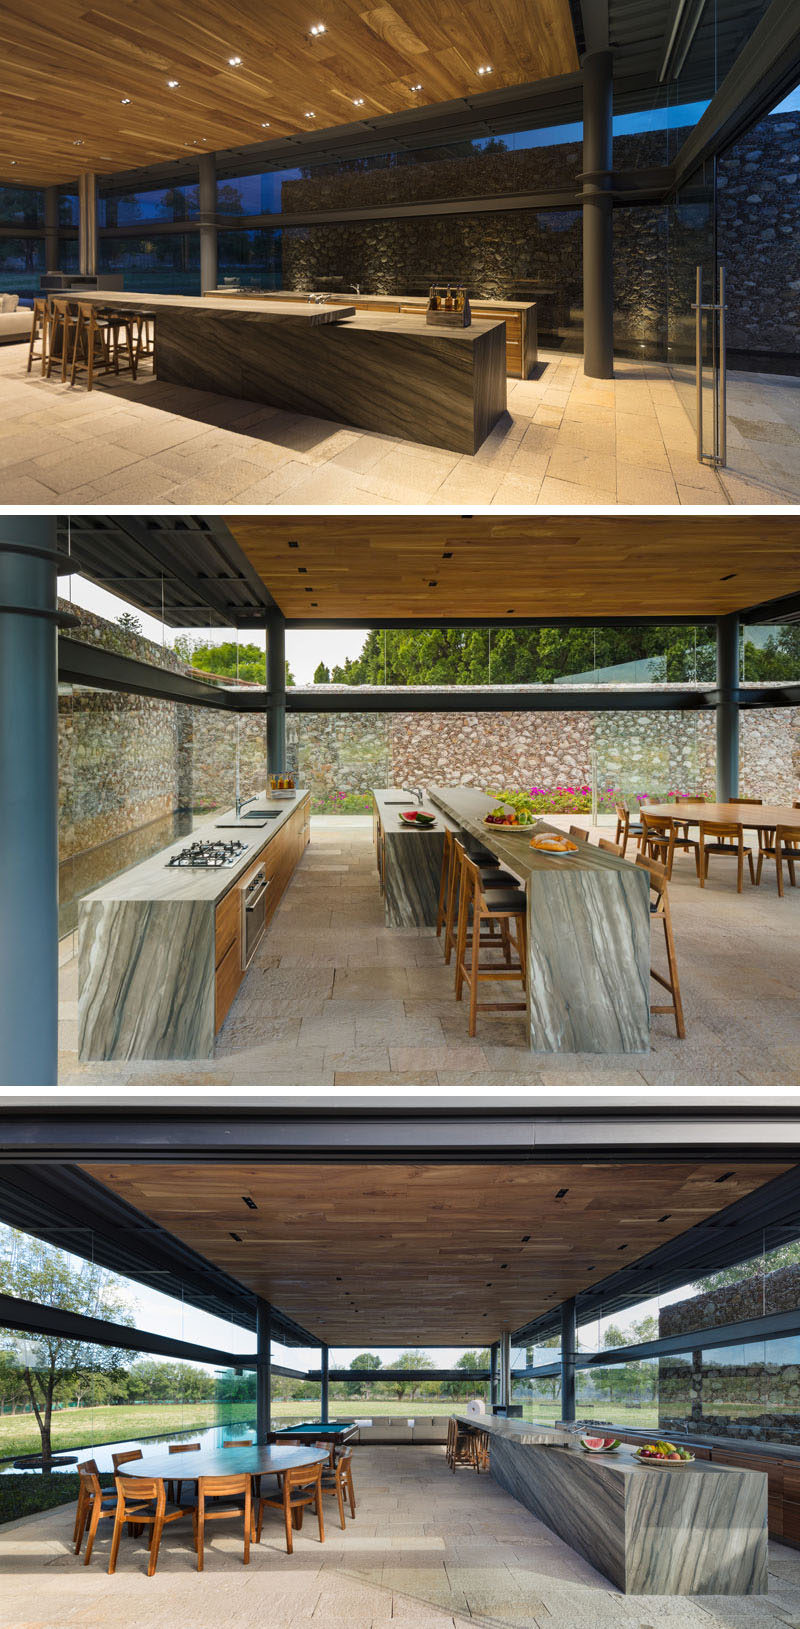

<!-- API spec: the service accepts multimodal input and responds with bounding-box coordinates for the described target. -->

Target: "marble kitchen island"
[428,785,651,1053]
[458,1415,768,1596]
[78,789,309,1062]
[372,788,457,926]
[71,291,507,454]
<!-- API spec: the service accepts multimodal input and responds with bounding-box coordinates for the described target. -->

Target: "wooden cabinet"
[213,794,310,1032]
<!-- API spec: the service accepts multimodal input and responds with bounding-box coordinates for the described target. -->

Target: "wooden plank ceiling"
[84,1160,789,1344]
[226,516,800,622]
[0,0,578,186]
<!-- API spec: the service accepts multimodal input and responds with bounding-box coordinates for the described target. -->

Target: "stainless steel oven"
[241,865,269,969]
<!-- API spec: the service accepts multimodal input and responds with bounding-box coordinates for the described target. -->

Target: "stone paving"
[1,1445,800,1629]
[58,816,800,1089]
[0,340,793,506]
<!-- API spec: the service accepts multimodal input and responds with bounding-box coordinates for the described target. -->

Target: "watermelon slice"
[580,1433,620,1452]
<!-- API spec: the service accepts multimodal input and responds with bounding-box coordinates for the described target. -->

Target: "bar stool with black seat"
[27,296,49,375]
[69,303,117,390]
[698,819,755,892]
[107,1474,187,1576]
[635,853,685,1039]
[166,1440,200,1505]
[74,1461,117,1562]
[614,801,643,853]
[446,1416,475,1471]
[256,1461,325,1554]
[193,1473,252,1571]
[438,828,518,966]
[454,846,527,1038]
[45,297,79,382]
[754,824,799,896]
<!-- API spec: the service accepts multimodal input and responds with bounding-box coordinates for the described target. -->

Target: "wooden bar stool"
[568,824,589,842]
[107,308,139,380]
[441,833,518,965]
[27,296,49,374]
[454,847,527,1038]
[70,303,120,389]
[45,297,78,381]
[635,853,686,1039]
[597,836,624,856]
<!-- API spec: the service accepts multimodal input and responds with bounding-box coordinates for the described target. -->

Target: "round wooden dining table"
[122,1442,328,1485]
[643,801,800,831]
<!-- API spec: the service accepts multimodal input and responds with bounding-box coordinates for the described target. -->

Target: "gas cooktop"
[167,839,250,869]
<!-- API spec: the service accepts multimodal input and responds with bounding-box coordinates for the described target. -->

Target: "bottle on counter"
[445,286,453,310]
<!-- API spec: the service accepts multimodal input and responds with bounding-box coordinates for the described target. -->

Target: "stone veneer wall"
[658,1266,800,1443]
[281,112,800,361]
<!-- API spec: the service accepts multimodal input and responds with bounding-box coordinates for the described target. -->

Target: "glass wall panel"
[58,191,79,227]
[0,237,45,296]
[218,227,282,289]
[0,186,44,227]
[97,233,200,294]
[58,238,79,272]
[98,185,199,226]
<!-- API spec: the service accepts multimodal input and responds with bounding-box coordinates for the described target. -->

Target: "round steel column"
[78,173,98,276]
[581,49,614,379]
[256,1298,273,1444]
[716,613,740,800]
[490,1342,498,1408]
[321,1345,329,1422]
[0,518,60,1086]
[198,152,218,294]
[266,610,286,774]
[560,1298,577,1422]
[499,1329,511,1409]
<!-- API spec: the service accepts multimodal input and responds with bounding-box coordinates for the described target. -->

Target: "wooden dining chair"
[454,847,527,1038]
[27,296,49,374]
[74,1461,117,1563]
[597,836,624,856]
[635,854,685,1039]
[640,812,679,879]
[334,1444,356,1515]
[108,1475,186,1577]
[223,1438,254,1448]
[698,819,755,892]
[568,824,589,842]
[755,825,799,897]
[614,801,643,852]
[112,1449,142,1472]
[256,1462,325,1554]
[193,1473,252,1571]
[319,1446,354,1528]
[166,1441,200,1505]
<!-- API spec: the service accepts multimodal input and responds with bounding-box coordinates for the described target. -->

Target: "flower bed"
[311,790,375,815]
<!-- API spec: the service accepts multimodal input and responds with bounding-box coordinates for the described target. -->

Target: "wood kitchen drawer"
[215,884,240,967]
[215,933,242,1031]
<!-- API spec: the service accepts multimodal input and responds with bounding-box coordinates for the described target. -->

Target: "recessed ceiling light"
[310,22,326,34]
[167,79,180,88]
[228,55,242,66]
[120,97,131,105]
[73,139,85,146]
[353,97,365,106]
[10,160,17,166]
[477,64,493,74]
[261,121,270,127]
[410,83,422,92]
[305,111,315,117]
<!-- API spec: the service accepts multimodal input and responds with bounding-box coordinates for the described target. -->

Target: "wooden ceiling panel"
[83,1160,790,1344]
[226,516,800,622]
[0,0,578,186]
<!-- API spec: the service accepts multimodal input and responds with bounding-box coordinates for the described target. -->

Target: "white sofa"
[0,294,33,344]
[355,1416,450,1444]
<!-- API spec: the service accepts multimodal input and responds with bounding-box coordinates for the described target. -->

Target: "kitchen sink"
[240,809,281,819]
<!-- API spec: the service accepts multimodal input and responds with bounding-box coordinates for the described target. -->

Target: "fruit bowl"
[483,813,534,831]
[579,1434,620,1454]
[634,1441,695,1466]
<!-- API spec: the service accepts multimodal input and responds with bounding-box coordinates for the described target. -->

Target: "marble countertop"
[81,789,308,906]
[70,292,355,323]
[373,787,457,829]
[429,785,636,879]
[454,1415,752,1481]
[210,287,537,313]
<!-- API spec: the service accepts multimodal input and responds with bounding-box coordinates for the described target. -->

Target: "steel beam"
[284,686,714,715]
[716,613,740,800]
[256,1298,272,1444]
[521,1305,800,1375]
[0,1291,256,1369]
[307,1369,490,1384]
[58,636,237,708]
[0,519,60,1087]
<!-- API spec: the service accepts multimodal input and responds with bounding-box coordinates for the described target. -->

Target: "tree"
[454,1349,489,1399]
[0,1350,28,1415]
[347,1352,381,1400]
[180,640,296,687]
[313,661,331,684]
[696,1238,800,1293]
[389,1352,431,1402]
[116,610,142,634]
[0,1229,135,1466]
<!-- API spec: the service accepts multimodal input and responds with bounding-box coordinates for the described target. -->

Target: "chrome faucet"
[404,786,424,805]
[350,284,361,295]
[236,792,257,819]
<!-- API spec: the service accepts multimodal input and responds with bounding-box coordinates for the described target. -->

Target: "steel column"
[560,1298,577,1421]
[198,152,218,294]
[44,187,59,273]
[266,609,286,773]
[256,1298,272,1444]
[716,613,740,800]
[490,1343,498,1407]
[77,174,97,275]
[499,1330,511,1408]
[0,519,60,1086]
[321,1344,329,1422]
[581,49,614,378]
